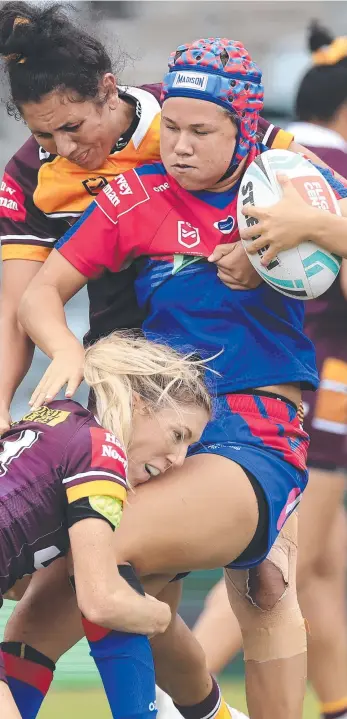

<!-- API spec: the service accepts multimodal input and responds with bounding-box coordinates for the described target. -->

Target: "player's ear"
[132,393,150,416]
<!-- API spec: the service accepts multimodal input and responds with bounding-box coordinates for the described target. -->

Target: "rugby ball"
[237,149,342,299]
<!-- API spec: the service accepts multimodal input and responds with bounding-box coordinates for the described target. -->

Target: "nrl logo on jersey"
[177,221,200,249]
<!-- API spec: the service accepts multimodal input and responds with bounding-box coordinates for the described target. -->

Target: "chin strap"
[217,126,241,183]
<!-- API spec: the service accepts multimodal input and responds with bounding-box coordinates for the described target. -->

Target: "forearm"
[0,312,34,409]
[18,284,80,358]
[307,210,347,258]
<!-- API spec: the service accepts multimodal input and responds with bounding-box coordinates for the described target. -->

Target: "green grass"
[38,680,319,718]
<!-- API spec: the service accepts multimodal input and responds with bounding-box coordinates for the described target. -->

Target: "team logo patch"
[0,429,40,477]
[213,215,235,234]
[177,221,200,249]
[82,176,108,196]
[90,428,128,478]
[172,71,208,91]
[17,407,71,427]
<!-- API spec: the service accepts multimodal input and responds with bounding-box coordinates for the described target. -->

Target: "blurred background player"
[191,22,347,719]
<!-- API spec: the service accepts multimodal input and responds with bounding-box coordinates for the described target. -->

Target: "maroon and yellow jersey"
[0,399,128,599]
[0,85,162,263]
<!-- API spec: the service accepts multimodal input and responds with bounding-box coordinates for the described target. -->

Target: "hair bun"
[0,3,73,66]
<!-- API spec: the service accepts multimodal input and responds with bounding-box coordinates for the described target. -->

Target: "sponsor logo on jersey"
[177,220,200,249]
[101,444,128,469]
[102,176,133,208]
[0,181,15,196]
[90,427,128,477]
[115,174,133,196]
[0,197,19,211]
[96,171,149,223]
[17,407,71,427]
[0,429,40,477]
[103,183,121,208]
[172,71,208,91]
[153,182,169,193]
[213,215,235,234]
[82,176,108,196]
[0,172,26,222]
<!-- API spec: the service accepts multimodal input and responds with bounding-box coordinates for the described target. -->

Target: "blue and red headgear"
[161,38,264,170]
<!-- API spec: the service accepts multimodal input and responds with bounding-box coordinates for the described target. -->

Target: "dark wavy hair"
[295,21,347,122]
[0,2,115,118]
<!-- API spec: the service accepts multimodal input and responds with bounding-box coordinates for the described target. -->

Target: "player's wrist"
[309,211,341,251]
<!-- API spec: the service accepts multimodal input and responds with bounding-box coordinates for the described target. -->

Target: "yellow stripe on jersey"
[66,479,127,504]
[1,244,52,262]
[271,128,294,150]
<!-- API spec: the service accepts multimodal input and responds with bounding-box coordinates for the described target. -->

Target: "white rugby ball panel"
[237,149,342,300]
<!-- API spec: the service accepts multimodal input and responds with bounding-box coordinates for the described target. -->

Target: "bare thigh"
[4,454,258,659]
[116,453,259,575]
[297,468,346,583]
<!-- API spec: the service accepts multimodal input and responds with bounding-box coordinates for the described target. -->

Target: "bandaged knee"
[225,512,307,662]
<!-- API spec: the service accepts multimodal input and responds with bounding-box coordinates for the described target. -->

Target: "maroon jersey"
[287,122,347,341]
[0,400,127,602]
[287,122,347,467]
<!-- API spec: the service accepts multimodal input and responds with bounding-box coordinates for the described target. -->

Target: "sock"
[174,676,232,719]
[1,641,55,719]
[83,562,156,718]
[83,617,157,718]
[321,697,347,719]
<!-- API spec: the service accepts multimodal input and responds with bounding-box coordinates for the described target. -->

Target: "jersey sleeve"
[61,423,128,505]
[315,165,347,199]
[0,142,60,263]
[57,171,148,277]
[257,117,294,150]
[56,200,122,277]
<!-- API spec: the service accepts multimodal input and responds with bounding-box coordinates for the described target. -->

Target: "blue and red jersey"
[57,145,347,395]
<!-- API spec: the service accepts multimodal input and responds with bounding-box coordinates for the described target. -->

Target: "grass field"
[39,681,319,718]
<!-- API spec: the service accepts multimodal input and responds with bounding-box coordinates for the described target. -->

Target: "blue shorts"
[187,392,309,569]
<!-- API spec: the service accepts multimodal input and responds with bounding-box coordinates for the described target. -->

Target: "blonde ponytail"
[83,331,212,449]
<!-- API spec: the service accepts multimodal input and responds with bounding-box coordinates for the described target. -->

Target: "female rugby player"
[18,37,347,719]
[0,331,210,718]
[194,23,347,719]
